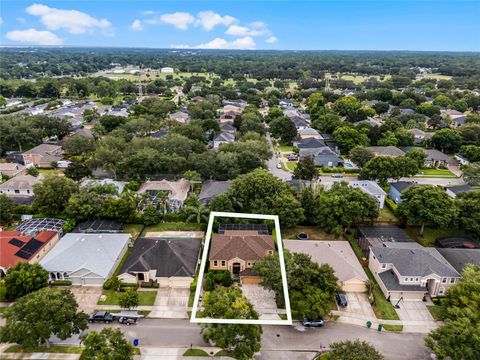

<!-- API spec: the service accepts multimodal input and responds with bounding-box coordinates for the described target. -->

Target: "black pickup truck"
[88,311,114,323]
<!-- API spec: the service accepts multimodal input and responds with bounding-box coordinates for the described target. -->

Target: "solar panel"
[9,238,25,247]
[14,238,44,260]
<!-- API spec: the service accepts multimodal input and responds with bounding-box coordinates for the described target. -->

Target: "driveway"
[337,292,376,320]
[69,286,103,313]
[395,300,438,333]
[241,284,281,320]
[149,288,190,319]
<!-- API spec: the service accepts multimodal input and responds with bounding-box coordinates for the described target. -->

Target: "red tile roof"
[0,230,57,269]
[209,233,274,261]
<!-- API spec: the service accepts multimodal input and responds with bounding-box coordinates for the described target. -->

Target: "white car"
[276,163,282,169]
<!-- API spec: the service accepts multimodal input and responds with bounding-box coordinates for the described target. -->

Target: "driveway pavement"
[338,292,376,320]
[148,288,190,319]
[241,284,281,320]
[395,300,438,333]
[69,286,103,313]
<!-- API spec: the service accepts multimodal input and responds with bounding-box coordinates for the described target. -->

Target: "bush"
[140,280,159,288]
[50,280,72,286]
[385,198,398,212]
[204,277,214,291]
[320,167,360,174]
[103,277,121,290]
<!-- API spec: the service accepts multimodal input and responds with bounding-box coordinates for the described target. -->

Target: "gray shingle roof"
[297,138,326,149]
[199,180,230,204]
[371,247,461,278]
[390,181,415,193]
[437,248,480,273]
[378,271,427,292]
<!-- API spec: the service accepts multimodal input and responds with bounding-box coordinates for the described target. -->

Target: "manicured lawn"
[95,309,151,316]
[5,345,83,354]
[283,226,342,240]
[183,349,210,356]
[383,324,404,332]
[142,222,205,235]
[97,290,157,306]
[38,169,64,175]
[122,224,144,241]
[427,305,445,321]
[215,350,234,357]
[279,144,293,152]
[417,168,456,178]
[405,227,469,247]
[377,207,398,222]
[286,161,297,171]
[112,248,132,277]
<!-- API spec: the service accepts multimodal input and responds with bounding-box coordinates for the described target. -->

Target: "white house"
[161,67,174,74]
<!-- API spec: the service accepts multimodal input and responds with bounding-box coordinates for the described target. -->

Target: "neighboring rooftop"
[357,225,414,243]
[73,219,123,233]
[198,180,230,205]
[297,138,326,149]
[368,146,405,157]
[0,174,41,191]
[17,218,65,234]
[138,179,191,202]
[390,181,416,193]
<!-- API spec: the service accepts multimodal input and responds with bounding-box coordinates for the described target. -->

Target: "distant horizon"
[1,1,479,51]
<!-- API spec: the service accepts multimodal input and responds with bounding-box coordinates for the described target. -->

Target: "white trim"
[190,211,292,325]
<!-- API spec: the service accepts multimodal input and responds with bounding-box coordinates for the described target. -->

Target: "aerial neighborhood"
[0,45,479,359]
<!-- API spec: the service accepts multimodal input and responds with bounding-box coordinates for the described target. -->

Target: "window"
[14,190,20,194]
[415,278,419,282]
[247,262,251,266]
[221,261,226,267]
[442,278,447,283]
[213,260,218,267]
[410,277,414,281]
[450,278,455,284]
[381,264,386,269]
[268,250,273,255]
[404,277,408,282]
[439,287,445,296]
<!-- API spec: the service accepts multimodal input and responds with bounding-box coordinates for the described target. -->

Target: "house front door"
[232,263,241,276]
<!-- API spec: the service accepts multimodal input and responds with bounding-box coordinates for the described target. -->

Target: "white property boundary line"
[190,211,293,325]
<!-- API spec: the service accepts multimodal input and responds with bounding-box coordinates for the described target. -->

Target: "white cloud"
[130,19,143,31]
[0,17,3,25]
[6,28,62,45]
[141,10,155,16]
[25,3,112,35]
[225,24,269,37]
[156,12,195,30]
[195,11,236,31]
[173,36,256,50]
[17,17,27,24]
[265,36,278,44]
[250,21,267,29]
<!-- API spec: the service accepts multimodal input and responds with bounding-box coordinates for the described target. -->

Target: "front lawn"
[5,345,83,354]
[427,305,445,321]
[365,267,400,320]
[405,227,468,247]
[417,168,456,178]
[97,290,157,306]
[286,161,297,171]
[183,349,209,356]
[383,324,404,332]
[279,144,293,152]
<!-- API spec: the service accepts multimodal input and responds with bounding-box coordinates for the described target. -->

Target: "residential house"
[436,248,480,273]
[407,128,434,144]
[284,240,368,292]
[213,132,235,149]
[40,233,131,286]
[209,229,275,284]
[296,137,327,150]
[310,148,343,167]
[368,146,405,157]
[220,122,236,133]
[137,179,191,212]
[150,129,169,139]
[0,174,41,202]
[402,147,454,167]
[161,67,174,73]
[0,163,26,179]
[454,154,469,166]
[369,246,461,300]
[80,178,127,194]
[22,144,63,168]
[279,99,295,108]
[356,225,415,257]
[169,111,190,124]
[445,185,473,198]
[0,231,60,276]
[298,127,322,139]
[199,180,230,205]
[219,110,240,124]
[323,181,386,209]
[118,237,201,288]
[389,181,416,204]
[291,116,309,130]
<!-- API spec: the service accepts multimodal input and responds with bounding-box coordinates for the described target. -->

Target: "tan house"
[284,240,368,292]
[209,230,275,284]
[0,163,26,179]
[0,174,41,199]
[23,144,63,168]
[137,179,191,212]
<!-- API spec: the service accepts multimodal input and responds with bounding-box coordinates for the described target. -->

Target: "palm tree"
[183,203,209,224]
[365,280,375,304]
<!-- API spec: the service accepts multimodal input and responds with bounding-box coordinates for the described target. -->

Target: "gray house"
[389,181,416,204]
[199,180,230,205]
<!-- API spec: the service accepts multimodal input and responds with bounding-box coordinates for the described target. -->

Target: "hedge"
[50,280,72,286]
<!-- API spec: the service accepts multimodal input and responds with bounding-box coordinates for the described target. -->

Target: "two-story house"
[137,179,191,212]
[369,246,461,301]
[209,229,275,284]
[22,144,63,168]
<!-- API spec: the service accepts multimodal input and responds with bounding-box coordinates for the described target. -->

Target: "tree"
[425,264,480,360]
[182,202,209,224]
[142,204,161,225]
[377,130,398,146]
[311,113,342,133]
[26,166,39,177]
[396,185,457,235]
[359,156,417,186]
[0,288,88,348]
[65,191,102,222]
[316,182,379,235]
[305,92,325,113]
[293,157,318,180]
[118,289,139,310]
[200,287,262,360]
[349,146,374,167]
[333,126,369,153]
[4,262,49,300]
[372,101,389,114]
[431,129,462,153]
[0,194,15,226]
[416,102,440,117]
[456,191,480,239]
[332,96,362,118]
[64,160,92,182]
[463,162,480,185]
[253,250,339,319]
[32,175,79,215]
[269,116,297,144]
[460,145,480,162]
[329,339,384,360]
[63,136,95,156]
[405,148,427,168]
[80,328,135,360]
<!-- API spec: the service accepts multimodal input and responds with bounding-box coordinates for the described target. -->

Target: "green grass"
[142,222,206,235]
[286,161,297,171]
[0,306,8,314]
[122,223,144,241]
[97,290,157,306]
[188,288,196,307]
[112,248,132,277]
[279,144,293,152]
[215,350,234,357]
[377,207,398,222]
[421,73,452,80]
[427,305,445,321]
[5,345,83,354]
[284,226,343,240]
[95,309,151,316]
[183,348,210,356]
[38,169,64,174]
[418,168,456,178]
[405,227,468,247]
[383,324,404,332]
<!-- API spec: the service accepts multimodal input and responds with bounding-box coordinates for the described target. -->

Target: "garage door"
[342,281,366,293]
[241,276,262,285]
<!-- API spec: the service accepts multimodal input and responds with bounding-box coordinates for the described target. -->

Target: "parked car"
[88,311,114,323]
[331,173,344,178]
[302,317,325,327]
[276,163,282,169]
[287,154,298,161]
[336,293,348,307]
[119,317,137,325]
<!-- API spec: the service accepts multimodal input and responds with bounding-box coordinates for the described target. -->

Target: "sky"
[1,1,479,51]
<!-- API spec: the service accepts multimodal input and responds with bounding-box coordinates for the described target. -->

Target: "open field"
[91,71,217,82]
[420,73,453,80]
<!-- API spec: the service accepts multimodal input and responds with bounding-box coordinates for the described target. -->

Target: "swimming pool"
[344,163,353,168]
